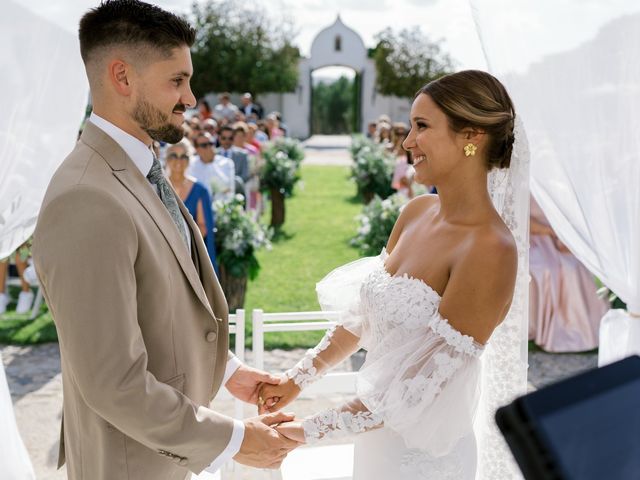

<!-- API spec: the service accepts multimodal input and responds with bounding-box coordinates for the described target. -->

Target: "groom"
[32,1,298,479]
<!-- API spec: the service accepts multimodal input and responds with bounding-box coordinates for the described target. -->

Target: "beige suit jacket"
[33,122,235,480]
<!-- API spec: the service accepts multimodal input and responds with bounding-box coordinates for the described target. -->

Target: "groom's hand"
[233,411,301,469]
[226,364,280,404]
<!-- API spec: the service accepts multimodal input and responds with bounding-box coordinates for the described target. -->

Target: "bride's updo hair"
[418,70,515,169]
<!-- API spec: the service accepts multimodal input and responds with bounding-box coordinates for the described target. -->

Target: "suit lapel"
[80,123,215,319]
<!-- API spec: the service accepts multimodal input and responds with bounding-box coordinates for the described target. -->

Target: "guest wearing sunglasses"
[188,132,235,204]
[165,140,219,273]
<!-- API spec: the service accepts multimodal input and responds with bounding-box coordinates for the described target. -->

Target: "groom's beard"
[133,97,185,144]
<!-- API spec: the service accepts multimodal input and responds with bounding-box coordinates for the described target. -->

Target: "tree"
[189,0,300,98]
[371,27,454,99]
[312,76,356,134]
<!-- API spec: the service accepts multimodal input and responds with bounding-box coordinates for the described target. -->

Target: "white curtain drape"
[0,0,88,259]
[0,2,88,477]
[470,0,640,368]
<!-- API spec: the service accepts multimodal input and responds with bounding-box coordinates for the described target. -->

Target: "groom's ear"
[108,59,134,97]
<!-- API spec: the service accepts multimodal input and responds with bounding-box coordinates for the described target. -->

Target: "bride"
[259,70,528,479]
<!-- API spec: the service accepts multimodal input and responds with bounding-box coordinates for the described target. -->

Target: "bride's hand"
[258,376,301,414]
[275,420,306,444]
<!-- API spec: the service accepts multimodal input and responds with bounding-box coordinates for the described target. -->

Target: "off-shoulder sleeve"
[285,253,384,389]
[302,313,484,458]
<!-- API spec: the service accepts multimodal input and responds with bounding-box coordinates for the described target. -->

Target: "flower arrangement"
[350,193,408,256]
[350,140,395,202]
[260,137,305,197]
[349,134,374,159]
[214,195,272,280]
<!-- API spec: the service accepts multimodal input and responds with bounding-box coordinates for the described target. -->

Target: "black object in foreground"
[496,355,640,480]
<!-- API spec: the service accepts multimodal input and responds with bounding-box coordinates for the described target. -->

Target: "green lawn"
[244,165,361,348]
[0,165,362,349]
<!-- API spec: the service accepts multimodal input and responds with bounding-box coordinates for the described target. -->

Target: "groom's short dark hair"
[79,0,195,66]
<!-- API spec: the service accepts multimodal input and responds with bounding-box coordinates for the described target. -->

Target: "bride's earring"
[464,143,477,157]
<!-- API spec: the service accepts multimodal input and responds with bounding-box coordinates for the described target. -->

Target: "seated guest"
[165,141,218,273]
[240,92,263,119]
[390,123,414,198]
[529,196,609,352]
[217,125,250,189]
[366,121,377,139]
[213,92,240,124]
[233,122,262,211]
[265,113,284,139]
[247,123,264,152]
[187,132,235,203]
[197,99,213,121]
[202,118,218,145]
[232,122,259,156]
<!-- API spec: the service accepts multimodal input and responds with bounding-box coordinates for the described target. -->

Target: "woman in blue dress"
[165,141,219,274]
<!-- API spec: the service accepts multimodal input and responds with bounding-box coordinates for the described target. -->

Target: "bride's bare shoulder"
[387,194,438,252]
[439,222,517,344]
[399,193,439,220]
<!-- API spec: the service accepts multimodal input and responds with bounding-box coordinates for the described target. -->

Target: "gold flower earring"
[463,143,477,157]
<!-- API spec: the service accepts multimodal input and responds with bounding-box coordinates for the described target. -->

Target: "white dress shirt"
[88,113,245,472]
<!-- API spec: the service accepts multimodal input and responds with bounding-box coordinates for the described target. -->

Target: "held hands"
[257,375,301,414]
[226,364,281,404]
[275,420,306,444]
[233,412,302,469]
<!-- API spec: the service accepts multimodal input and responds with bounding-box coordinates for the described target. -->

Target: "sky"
[22,0,487,70]
[21,0,640,77]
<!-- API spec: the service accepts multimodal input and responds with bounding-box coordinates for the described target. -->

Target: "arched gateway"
[256,16,412,139]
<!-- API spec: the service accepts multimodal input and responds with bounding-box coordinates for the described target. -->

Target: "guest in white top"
[213,92,240,124]
[188,132,235,204]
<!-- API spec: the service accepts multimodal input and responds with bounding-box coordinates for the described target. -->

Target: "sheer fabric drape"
[470,0,640,367]
[0,3,88,477]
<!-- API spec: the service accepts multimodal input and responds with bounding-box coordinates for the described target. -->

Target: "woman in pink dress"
[529,196,609,352]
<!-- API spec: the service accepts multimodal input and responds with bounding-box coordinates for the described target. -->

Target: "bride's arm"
[259,325,361,413]
[273,397,384,444]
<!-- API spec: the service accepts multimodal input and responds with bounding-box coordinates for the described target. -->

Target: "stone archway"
[256,15,411,139]
[298,16,375,138]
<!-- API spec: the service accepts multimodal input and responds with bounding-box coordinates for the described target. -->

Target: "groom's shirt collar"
[89,112,154,177]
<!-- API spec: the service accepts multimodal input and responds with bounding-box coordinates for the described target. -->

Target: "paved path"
[302,135,351,166]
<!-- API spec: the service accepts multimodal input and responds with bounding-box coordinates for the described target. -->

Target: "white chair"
[252,309,357,396]
[252,309,355,480]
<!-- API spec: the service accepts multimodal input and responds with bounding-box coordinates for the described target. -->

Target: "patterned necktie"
[146,156,189,248]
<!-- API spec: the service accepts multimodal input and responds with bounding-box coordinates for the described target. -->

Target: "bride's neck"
[434,168,494,224]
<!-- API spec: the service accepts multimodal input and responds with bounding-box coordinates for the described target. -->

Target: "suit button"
[206,331,217,342]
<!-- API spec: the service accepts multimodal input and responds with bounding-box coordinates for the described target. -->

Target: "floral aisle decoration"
[351,193,408,256]
[214,195,272,310]
[349,137,395,203]
[260,137,305,227]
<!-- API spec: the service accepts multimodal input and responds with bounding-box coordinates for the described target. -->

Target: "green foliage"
[351,194,407,256]
[372,26,454,99]
[312,76,356,134]
[0,287,57,345]
[189,0,300,98]
[260,138,305,197]
[214,196,272,279]
[350,138,395,200]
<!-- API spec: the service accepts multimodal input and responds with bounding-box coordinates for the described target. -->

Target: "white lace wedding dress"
[285,250,485,479]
